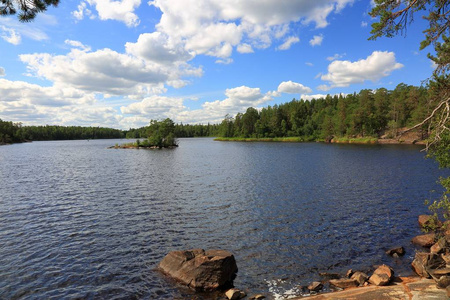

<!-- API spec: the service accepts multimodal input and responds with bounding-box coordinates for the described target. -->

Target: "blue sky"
[0,0,434,129]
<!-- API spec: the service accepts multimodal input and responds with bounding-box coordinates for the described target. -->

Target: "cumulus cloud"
[277,36,300,50]
[0,67,5,76]
[19,44,202,97]
[73,0,141,27]
[309,34,323,46]
[121,95,184,117]
[237,43,254,54]
[1,26,21,45]
[65,39,91,52]
[278,81,312,94]
[320,51,403,89]
[149,0,355,58]
[300,93,345,101]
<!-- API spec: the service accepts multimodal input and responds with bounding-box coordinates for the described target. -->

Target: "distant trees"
[0,119,23,144]
[217,84,435,140]
[146,118,177,148]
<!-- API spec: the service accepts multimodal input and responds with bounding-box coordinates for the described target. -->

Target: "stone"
[436,275,450,289]
[308,281,323,292]
[346,269,354,278]
[369,265,394,286]
[411,233,436,248]
[329,278,358,289]
[418,215,440,229]
[319,272,340,279]
[447,285,450,297]
[249,295,266,300]
[442,253,450,265]
[158,249,238,291]
[386,246,405,257]
[225,288,246,300]
[351,271,369,286]
[431,237,448,254]
[411,252,446,278]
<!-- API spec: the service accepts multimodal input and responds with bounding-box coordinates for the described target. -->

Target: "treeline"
[0,119,125,144]
[218,83,432,140]
[126,123,220,138]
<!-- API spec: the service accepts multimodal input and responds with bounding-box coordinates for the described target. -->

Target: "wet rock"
[351,271,369,286]
[369,265,394,286]
[225,288,246,300]
[431,237,448,254]
[329,278,358,289]
[308,281,323,292]
[158,249,238,291]
[386,246,405,257]
[411,233,436,248]
[319,272,340,279]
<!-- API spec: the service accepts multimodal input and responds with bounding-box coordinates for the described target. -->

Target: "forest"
[217,83,433,141]
[0,82,439,145]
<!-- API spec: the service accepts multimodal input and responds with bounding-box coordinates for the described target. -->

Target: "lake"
[0,138,448,299]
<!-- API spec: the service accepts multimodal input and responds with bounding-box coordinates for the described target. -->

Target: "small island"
[111,118,178,149]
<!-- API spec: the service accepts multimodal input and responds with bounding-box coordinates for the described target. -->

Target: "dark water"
[0,138,448,299]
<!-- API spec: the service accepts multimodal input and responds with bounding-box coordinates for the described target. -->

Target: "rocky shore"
[157,214,450,299]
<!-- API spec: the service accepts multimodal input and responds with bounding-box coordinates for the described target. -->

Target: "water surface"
[0,138,447,299]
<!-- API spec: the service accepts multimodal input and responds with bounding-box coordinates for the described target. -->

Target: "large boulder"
[411,233,436,248]
[369,264,394,286]
[418,215,441,229]
[158,249,238,291]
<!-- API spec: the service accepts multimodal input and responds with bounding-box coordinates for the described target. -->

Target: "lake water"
[0,138,448,299]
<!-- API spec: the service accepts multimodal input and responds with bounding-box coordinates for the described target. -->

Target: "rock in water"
[385,246,405,257]
[158,249,238,291]
[411,233,436,248]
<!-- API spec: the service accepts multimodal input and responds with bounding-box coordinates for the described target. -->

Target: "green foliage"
[217,85,432,141]
[370,0,450,221]
[0,0,59,22]
[139,118,178,148]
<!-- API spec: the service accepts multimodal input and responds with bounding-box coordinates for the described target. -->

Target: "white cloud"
[73,0,141,27]
[277,36,300,50]
[65,39,92,52]
[149,0,355,58]
[361,21,368,27]
[306,62,314,67]
[1,26,21,45]
[237,43,254,54]
[309,34,323,46]
[327,53,345,61]
[19,44,202,97]
[320,51,403,89]
[278,81,312,94]
[0,67,5,76]
[300,93,345,101]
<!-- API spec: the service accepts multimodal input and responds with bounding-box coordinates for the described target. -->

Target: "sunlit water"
[0,138,448,299]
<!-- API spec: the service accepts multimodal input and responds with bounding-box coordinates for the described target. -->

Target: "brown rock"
[411,233,436,248]
[158,249,238,291]
[411,252,446,278]
[436,275,450,289]
[308,281,323,292]
[447,285,450,297]
[369,265,394,286]
[351,271,369,286]
[431,237,448,254]
[249,295,266,300]
[226,288,246,300]
[386,246,405,257]
[442,253,450,265]
[346,269,354,278]
[329,278,358,289]
[418,215,440,229]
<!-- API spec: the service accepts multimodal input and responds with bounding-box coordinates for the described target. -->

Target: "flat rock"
[436,275,450,289]
[158,249,237,291]
[430,237,448,254]
[329,278,358,289]
[411,233,436,248]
